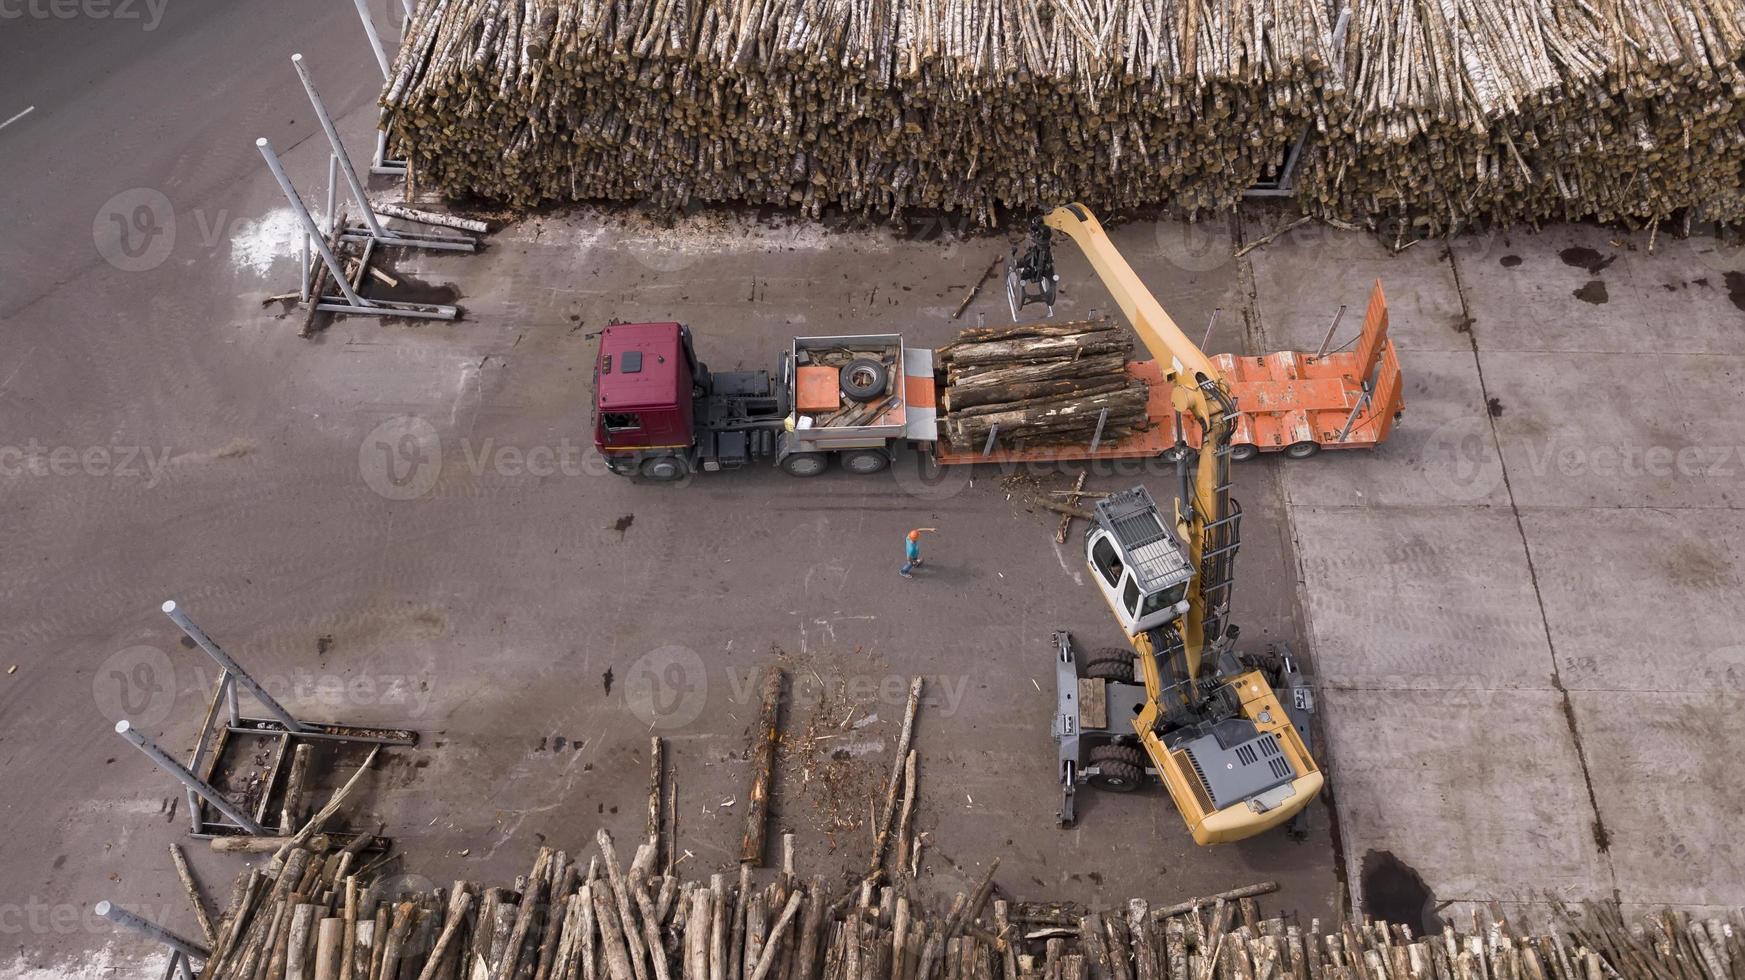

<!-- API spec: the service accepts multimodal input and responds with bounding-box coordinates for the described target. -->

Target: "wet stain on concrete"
[1361,850,1442,934]
[1487,397,1505,418]
[1559,246,1617,276]
[612,514,635,537]
[1725,272,1745,313]
[602,666,615,694]
[1499,255,1523,268]
[1574,280,1609,304]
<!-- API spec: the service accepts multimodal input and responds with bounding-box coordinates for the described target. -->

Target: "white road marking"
[0,106,34,131]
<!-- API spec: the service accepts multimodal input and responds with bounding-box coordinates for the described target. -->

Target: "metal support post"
[224,673,240,726]
[1314,305,1348,358]
[981,426,999,457]
[1088,407,1110,453]
[256,139,368,310]
[114,722,265,835]
[95,902,210,961]
[1200,308,1221,350]
[351,0,391,80]
[292,54,389,241]
[400,0,416,21]
[162,599,305,734]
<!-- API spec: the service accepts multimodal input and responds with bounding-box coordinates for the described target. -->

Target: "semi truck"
[593,269,1402,482]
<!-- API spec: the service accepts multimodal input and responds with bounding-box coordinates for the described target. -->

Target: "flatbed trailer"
[593,281,1401,479]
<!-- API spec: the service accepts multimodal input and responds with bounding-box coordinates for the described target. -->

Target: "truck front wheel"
[781,453,829,477]
[640,456,690,481]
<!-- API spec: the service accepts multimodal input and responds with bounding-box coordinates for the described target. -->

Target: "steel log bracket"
[114,600,417,842]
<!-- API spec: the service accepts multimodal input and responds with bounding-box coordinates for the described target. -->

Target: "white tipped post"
[291,54,388,241]
[115,721,265,835]
[255,138,367,309]
[95,901,210,961]
[161,599,304,733]
[351,0,392,79]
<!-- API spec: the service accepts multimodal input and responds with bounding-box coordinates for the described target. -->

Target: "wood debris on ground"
[175,828,1745,980]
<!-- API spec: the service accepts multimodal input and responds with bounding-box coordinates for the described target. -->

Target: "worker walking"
[899,527,938,578]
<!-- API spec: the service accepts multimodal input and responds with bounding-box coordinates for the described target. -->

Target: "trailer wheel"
[840,449,889,475]
[1283,440,1322,460]
[780,452,829,477]
[640,456,689,481]
[840,358,889,402]
[1087,744,1146,792]
[1229,443,1259,463]
[1081,647,1135,683]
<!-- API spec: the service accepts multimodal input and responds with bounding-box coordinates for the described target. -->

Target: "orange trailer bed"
[929,280,1403,466]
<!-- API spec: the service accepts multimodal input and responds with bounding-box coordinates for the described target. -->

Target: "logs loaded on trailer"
[378,0,1745,233]
[175,824,1745,980]
[936,318,1148,449]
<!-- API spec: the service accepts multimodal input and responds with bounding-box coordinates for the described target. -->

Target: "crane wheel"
[1229,443,1259,463]
[840,358,889,402]
[1087,744,1146,792]
[1284,440,1322,460]
[1081,647,1135,683]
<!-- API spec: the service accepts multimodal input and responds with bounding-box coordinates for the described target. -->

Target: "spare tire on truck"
[840,358,889,403]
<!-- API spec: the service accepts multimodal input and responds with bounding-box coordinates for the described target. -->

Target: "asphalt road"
[0,6,1339,977]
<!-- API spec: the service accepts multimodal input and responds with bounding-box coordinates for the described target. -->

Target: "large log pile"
[935,318,1148,449]
[380,0,1745,232]
[181,826,1745,980]
[379,0,1339,222]
[1295,0,1745,233]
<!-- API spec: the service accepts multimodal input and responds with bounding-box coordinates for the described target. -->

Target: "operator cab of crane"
[1084,486,1194,636]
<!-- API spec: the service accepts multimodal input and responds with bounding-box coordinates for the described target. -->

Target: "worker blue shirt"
[905,539,920,561]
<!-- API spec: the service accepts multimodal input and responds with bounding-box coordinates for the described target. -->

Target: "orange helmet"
[907,530,922,541]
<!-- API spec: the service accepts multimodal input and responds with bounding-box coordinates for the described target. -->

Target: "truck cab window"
[621,352,643,372]
[603,412,641,432]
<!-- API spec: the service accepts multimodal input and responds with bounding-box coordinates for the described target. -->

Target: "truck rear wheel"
[840,358,889,402]
[1087,744,1146,792]
[780,452,829,477]
[640,456,689,481]
[1284,440,1321,459]
[840,449,889,475]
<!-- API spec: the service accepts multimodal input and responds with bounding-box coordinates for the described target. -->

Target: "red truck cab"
[594,323,696,475]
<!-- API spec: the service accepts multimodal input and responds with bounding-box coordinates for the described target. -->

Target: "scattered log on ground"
[741,667,786,866]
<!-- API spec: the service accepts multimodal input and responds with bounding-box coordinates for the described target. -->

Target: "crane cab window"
[603,412,642,433]
[1091,537,1124,588]
[1122,576,1142,617]
[1138,583,1185,620]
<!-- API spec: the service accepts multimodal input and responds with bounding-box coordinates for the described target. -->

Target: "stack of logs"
[378,0,1339,223]
[181,828,1745,980]
[936,318,1147,449]
[1294,0,1745,233]
[379,0,1745,232]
